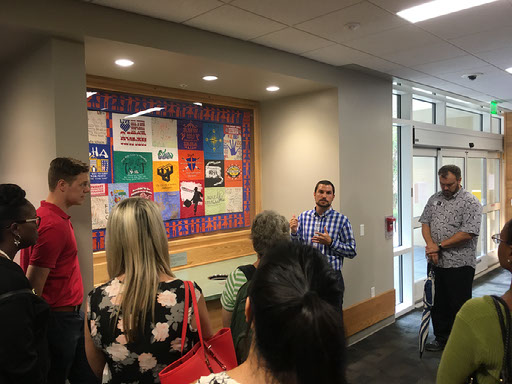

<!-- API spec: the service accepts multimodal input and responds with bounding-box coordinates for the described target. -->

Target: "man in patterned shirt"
[420,165,482,352]
[290,180,356,304]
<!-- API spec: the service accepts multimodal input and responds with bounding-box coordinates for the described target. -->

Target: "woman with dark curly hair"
[0,184,49,383]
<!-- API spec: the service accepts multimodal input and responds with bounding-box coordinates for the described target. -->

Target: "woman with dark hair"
[196,241,347,384]
[0,184,49,383]
[437,218,512,383]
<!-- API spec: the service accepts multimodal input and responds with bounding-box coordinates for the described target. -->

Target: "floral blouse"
[87,278,202,384]
[196,372,241,384]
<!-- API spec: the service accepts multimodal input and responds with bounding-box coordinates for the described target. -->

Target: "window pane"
[443,157,465,188]
[413,157,437,217]
[491,117,501,134]
[413,99,434,124]
[487,211,500,253]
[394,255,403,304]
[446,107,482,131]
[487,159,500,204]
[414,227,427,281]
[467,158,485,204]
[393,126,401,247]
[477,214,485,258]
[393,94,400,119]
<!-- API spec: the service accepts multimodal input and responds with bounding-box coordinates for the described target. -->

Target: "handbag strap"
[179,280,191,354]
[491,295,511,382]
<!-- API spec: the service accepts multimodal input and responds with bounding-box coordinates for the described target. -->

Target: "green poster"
[113,151,153,183]
[205,187,226,216]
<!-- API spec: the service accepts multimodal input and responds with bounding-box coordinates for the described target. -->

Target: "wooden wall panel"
[343,289,396,337]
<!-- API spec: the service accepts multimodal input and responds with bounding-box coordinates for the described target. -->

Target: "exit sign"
[490,100,498,114]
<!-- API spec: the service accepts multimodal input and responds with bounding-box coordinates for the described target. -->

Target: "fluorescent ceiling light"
[202,75,218,81]
[266,86,280,92]
[412,87,432,94]
[446,96,472,105]
[397,0,499,23]
[193,102,203,106]
[115,59,134,67]
[125,107,164,118]
[86,91,97,98]
[506,67,512,74]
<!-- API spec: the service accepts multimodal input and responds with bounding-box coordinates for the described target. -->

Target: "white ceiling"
[86,0,512,109]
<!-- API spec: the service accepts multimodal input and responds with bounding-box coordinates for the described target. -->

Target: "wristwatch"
[437,242,443,250]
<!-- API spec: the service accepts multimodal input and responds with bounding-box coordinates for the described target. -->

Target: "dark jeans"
[47,310,99,384]
[431,265,475,344]
[338,271,345,308]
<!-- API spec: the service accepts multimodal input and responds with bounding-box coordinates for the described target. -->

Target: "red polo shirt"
[20,201,83,308]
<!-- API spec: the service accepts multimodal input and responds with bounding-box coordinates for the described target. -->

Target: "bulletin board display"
[87,91,252,252]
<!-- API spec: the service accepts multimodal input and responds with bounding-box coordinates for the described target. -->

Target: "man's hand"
[289,215,298,234]
[427,252,439,265]
[425,242,440,255]
[312,226,332,246]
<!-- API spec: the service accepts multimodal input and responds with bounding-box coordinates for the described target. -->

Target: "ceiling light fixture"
[397,0,499,23]
[266,86,280,92]
[125,107,164,119]
[506,67,512,74]
[202,75,218,81]
[115,59,134,67]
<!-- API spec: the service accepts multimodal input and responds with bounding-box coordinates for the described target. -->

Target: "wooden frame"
[87,76,261,286]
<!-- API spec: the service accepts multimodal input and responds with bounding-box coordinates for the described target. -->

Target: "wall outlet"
[370,286,376,298]
[360,224,365,237]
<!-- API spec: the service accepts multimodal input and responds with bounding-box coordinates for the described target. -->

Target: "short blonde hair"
[106,197,174,342]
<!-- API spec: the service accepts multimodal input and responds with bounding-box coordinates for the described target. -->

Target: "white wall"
[261,74,394,308]
[260,88,340,215]
[0,38,94,302]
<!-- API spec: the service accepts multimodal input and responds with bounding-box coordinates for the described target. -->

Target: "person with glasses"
[437,221,512,383]
[20,157,99,384]
[0,184,49,383]
[420,165,482,352]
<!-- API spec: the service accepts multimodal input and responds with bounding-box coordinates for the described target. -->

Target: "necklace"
[0,250,10,260]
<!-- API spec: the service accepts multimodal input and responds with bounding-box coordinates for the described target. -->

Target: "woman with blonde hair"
[85,197,212,383]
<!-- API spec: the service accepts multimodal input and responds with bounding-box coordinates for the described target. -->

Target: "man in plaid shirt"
[290,180,356,304]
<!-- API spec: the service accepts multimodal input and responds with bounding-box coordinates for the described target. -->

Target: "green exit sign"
[490,100,498,114]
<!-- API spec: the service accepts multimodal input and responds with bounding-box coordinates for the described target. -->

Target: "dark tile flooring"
[346,267,510,384]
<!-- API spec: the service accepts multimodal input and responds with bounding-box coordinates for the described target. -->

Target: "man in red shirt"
[21,157,98,384]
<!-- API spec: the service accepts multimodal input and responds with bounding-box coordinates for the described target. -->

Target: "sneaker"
[425,340,446,352]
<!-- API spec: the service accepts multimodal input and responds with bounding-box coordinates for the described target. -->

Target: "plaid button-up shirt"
[291,207,357,271]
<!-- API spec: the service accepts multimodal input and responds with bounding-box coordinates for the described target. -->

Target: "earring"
[13,234,21,248]
[508,259,512,264]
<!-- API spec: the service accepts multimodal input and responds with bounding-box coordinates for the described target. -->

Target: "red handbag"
[159,281,238,384]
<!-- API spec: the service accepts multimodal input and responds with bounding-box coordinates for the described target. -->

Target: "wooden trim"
[505,112,512,222]
[343,289,395,337]
[86,75,259,110]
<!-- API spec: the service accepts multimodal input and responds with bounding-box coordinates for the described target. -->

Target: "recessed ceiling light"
[266,86,280,92]
[115,59,134,67]
[397,0,499,23]
[506,67,512,74]
[202,75,218,81]
[193,102,203,106]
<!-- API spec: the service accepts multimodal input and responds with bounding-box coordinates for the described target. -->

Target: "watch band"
[437,242,443,249]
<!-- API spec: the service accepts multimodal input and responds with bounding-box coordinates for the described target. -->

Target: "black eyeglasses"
[14,216,41,228]
[491,234,509,245]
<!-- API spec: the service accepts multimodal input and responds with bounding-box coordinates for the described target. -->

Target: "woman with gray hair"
[220,210,289,327]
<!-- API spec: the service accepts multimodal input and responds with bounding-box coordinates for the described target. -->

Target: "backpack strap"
[491,295,511,382]
[238,264,256,281]
[0,288,36,303]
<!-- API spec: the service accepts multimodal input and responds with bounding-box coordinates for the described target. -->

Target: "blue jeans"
[47,310,99,384]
